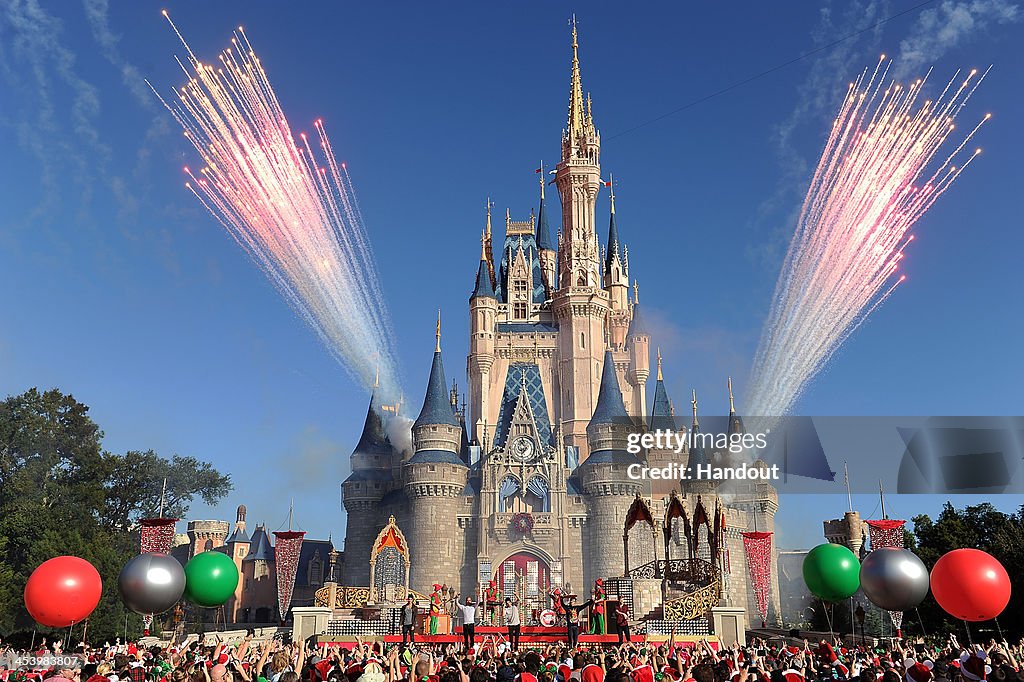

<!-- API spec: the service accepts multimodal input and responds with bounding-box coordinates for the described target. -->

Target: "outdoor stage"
[320,626,720,647]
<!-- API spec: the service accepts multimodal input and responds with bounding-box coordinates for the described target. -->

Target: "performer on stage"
[484,579,502,625]
[454,594,478,651]
[503,595,521,651]
[429,583,443,635]
[614,601,631,644]
[590,579,607,634]
[557,593,593,650]
[549,587,566,622]
[399,594,418,646]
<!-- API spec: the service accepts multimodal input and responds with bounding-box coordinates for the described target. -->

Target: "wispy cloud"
[81,0,155,110]
[0,0,109,222]
[894,0,1020,80]
[747,0,890,275]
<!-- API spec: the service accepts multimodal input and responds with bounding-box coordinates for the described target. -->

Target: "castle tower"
[404,318,469,593]
[186,519,229,558]
[469,236,498,445]
[240,524,277,623]
[536,168,557,296]
[225,505,251,623]
[627,282,651,417]
[340,385,397,586]
[576,351,643,585]
[552,20,609,460]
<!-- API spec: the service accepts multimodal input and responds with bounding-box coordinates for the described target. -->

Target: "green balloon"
[803,542,860,601]
[183,551,239,607]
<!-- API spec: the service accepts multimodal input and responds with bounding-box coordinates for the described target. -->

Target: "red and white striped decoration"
[742,531,773,627]
[140,518,178,632]
[274,531,305,623]
[866,519,906,632]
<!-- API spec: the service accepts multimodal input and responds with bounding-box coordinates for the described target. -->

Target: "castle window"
[513,279,528,297]
[308,553,323,586]
[513,302,527,319]
[579,333,585,349]
[577,272,587,286]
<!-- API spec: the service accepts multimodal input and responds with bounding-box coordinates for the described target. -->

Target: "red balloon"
[24,556,103,627]
[930,548,1010,622]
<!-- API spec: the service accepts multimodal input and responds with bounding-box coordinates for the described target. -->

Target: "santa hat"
[819,642,838,663]
[432,583,441,590]
[905,658,935,682]
[784,646,801,658]
[960,653,991,682]
[782,670,804,682]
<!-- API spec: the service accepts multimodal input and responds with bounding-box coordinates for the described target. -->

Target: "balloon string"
[994,617,1004,642]
[914,608,927,638]
[823,600,835,641]
[964,620,974,647]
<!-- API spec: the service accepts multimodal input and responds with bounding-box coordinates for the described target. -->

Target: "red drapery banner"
[866,519,906,631]
[139,518,178,632]
[274,531,305,623]
[140,518,179,554]
[742,531,773,626]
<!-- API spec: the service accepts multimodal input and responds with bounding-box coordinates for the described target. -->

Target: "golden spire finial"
[481,230,487,260]
[435,309,441,353]
[485,197,492,238]
[691,388,699,426]
[539,160,545,200]
[728,376,735,414]
[608,173,615,214]
[657,347,663,381]
[374,362,379,389]
[566,15,586,146]
[633,280,639,304]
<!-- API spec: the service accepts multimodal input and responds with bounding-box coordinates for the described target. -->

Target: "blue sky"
[1,1,1022,550]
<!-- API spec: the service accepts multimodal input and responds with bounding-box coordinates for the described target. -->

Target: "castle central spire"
[567,16,586,145]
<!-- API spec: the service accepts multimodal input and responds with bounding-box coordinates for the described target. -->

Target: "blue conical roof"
[590,351,629,426]
[649,378,675,432]
[414,350,460,429]
[243,525,274,562]
[472,259,495,299]
[605,210,621,275]
[353,388,396,457]
[536,197,555,251]
[628,302,648,337]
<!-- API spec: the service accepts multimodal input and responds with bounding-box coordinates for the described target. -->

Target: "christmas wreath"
[511,512,535,533]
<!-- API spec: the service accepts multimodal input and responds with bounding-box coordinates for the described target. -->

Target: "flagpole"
[844,462,853,512]
[879,481,887,520]
[159,478,167,518]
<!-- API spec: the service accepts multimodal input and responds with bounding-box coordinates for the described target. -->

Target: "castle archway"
[495,549,551,624]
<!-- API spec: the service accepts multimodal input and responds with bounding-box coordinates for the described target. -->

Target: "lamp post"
[855,603,866,646]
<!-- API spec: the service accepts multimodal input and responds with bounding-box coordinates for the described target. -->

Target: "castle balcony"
[492,511,556,537]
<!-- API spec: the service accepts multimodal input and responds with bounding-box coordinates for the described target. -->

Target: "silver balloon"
[859,548,929,611]
[118,553,186,615]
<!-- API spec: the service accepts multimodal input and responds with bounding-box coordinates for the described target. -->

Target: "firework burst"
[148,13,400,400]
[746,57,989,418]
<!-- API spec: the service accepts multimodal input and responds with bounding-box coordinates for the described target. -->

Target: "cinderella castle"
[339,22,781,633]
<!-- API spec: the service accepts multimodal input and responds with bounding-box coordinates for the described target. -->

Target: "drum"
[540,609,557,627]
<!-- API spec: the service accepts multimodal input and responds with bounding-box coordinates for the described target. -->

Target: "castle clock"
[510,435,536,462]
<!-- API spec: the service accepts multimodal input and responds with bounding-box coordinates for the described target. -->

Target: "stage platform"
[320,627,718,647]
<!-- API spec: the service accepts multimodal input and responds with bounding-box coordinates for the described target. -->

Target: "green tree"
[0,388,232,641]
[909,503,1023,639]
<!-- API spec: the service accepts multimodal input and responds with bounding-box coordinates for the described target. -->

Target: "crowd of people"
[2,630,1023,682]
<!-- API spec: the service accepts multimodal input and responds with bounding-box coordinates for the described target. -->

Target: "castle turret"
[404,318,469,593]
[604,179,628,311]
[341,385,397,586]
[536,167,557,296]
[225,505,251,623]
[577,350,643,585]
[240,524,276,622]
[726,377,745,437]
[187,519,229,558]
[470,235,497,445]
[627,281,651,417]
[553,20,609,459]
